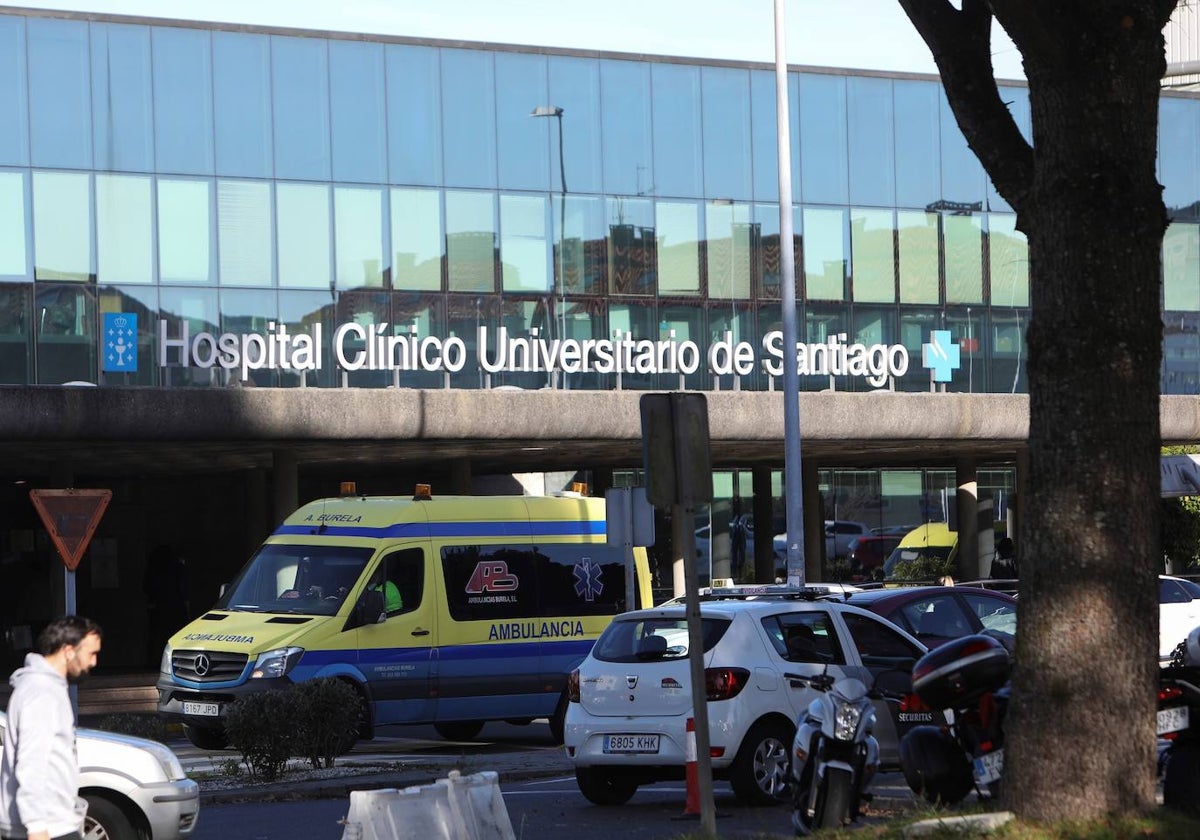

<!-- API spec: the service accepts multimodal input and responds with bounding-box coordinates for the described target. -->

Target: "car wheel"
[434,721,484,741]
[575,766,637,806]
[183,723,228,750]
[729,718,795,805]
[1165,741,1200,814]
[82,795,138,840]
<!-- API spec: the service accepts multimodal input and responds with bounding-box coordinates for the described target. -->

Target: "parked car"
[845,535,902,578]
[563,589,938,806]
[0,712,200,840]
[841,585,1017,653]
[1161,575,1200,664]
[824,520,873,559]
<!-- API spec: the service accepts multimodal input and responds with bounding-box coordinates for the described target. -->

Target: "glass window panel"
[702,67,752,201]
[799,74,847,205]
[707,302,756,389]
[330,41,386,184]
[391,187,443,291]
[158,286,219,386]
[988,213,1028,308]
[753,203,800,300]
[272,36,331,181]
[607,196,656,295]
[447,294,495,388]
[0,172,27,278]
[803,207,847,301]
[33,172,91,282]
[556,194,606,295]
[852,306,898,392]
[803,303,847,390]
[152,27,213,175]
[750,71,778,202]
[28,19,91,169]
[218,180,273,286]
[501,194,549,293]
[91,24,153,172]
[601,60,654,197]
[940,92,984,206]
[0,17,28,166]
[334,186,384,289]
[213,32,273,178]
[944,308,984,392]
[898,210,939,304]
[1164,313,1200,395]
[386,45,442,186]
[277,183,331,289]
[651,64,702,198]
[158,179,213,284]
[897,308,938,391]
[847,77,895,207]
[850,208,895,303]
[990,310,1028,394]
[1165,222,1200,312]
[496,53,549,192]
[279,289,335,387]
[495,298,555,389]
[706,201,752,300]
[656,201,700,296]
[1162,98,1200,221]
[35,283,95,384]
[335,289,391,388]
[608,299,658,389]
[96,174,153,285]
[549,56,602,195]
[659,302,706,389]
[392,292,445,388]
[944,213,983,304]
[987,87,1030,213]
[220,287,278,386]
[442,49,496,189]
[97,284,157,386]
[893,80,940,210]
[445,190,496,293]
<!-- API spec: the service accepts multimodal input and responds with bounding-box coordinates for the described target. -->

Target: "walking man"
[0,616,103,840]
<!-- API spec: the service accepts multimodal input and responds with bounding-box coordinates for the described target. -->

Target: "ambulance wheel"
[575,766,637,806]
[434,721,484,741]
[549,691,568,745]
[183,724,228,750]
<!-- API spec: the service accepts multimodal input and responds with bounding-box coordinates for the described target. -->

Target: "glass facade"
[0,13,1195,392]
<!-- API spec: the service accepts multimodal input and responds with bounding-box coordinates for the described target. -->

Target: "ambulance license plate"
[183,702,219,717]
[603,734,660,754]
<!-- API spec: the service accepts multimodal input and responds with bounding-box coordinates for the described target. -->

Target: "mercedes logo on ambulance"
[193,653,211,676]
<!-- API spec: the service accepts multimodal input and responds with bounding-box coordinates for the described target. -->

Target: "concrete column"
[272,450,298,527]
[803,460,823,583]
[752,467,774,584]
[449,458,472,495]
[956,458,978,582]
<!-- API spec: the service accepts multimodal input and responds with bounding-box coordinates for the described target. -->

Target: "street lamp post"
[531,105,568,388]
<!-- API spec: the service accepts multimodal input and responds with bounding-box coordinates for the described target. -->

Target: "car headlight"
[143,739,188,781]
[159,644,172,678]
[249,647,304,679]
[834,701,863,741]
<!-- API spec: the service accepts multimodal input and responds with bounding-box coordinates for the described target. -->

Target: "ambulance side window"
[378,548,424,617]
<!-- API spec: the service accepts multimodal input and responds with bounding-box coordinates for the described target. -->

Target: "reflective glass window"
[335,289,393,385]
[803,207,847,301]
[660,303,706,389]
[652,64,702,198]
[607,196,656,295]
[706,201,752,300]
[803,303,847,390]
[602,60,654,197]
[609,299,657,389]
[158,179,213,285]
[753,203,800,300]
[494,298,555,389]
[799,74,847,205]
[750,71,778,202]
[0,17,28,166]
[98,284,157,386]
[213,32,273,178]
[898,309,938,391]
[940,92,984,206]
[392,292,445,389]
[386,45,442,186]
[991,310,1028,394]
[221,287,278,386]
[334,187,384,290]
[944,308,984,391]
[549,57,602,194]
[1165,222,1200,312]
[987,87,1030,213]
[850,209,895,303]
[279,290,334,387]
[152,27,213,175]
[277,183,331,289]
[33,172,91,282]
[218,180,273,287]
[445,190,496,293]
[158,286,219,386]
[442,49,496,189]
[500,194,550,293]
[496,53,549,192]
[707,303,755,389]
[28,19,91,169]
[898,210,939,304]
[91,24,153,172]
[702,67,752,201]
[272,36,331,181]
[852,306,898,392]
[988,213,1028,308]
[330,41,386,184]
[556,194,606,295]
[1162,98,1200,221]
[447,294,495,388]
[847,77,894,207]
[35,283,95,384]
[96,174,153,285]
[656,201,701,296]
[944,213,983,304]
[391,187,443,292]
[893,80,940,210]
[0,172,27,278]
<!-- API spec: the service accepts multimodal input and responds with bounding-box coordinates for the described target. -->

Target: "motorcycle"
[899,633,1011,805]
[1160,626,1200,812]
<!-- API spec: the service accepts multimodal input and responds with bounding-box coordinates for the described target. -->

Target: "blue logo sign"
[573,557,605,602]
[103,313,138,373]
[921,330,960,382]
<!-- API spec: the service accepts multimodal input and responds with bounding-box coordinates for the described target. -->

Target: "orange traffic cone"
[683,716,700,816]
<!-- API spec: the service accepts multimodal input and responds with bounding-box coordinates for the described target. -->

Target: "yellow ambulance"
[156,487,652,749]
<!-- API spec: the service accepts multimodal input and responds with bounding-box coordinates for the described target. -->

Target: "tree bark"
[898,0,1176,821]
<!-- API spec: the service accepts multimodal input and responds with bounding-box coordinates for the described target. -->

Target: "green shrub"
[825,558,852,582]
[291,678,362,769]
[892,554,956,582]
[94,713,169,743]
[223,689,298,781]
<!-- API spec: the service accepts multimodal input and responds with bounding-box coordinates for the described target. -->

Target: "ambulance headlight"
[250,647,304,679]
[159,644,172,677]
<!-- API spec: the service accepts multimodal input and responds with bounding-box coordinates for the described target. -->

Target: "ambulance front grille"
[172,649,249,682]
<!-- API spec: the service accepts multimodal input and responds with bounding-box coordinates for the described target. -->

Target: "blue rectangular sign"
[102,313,138,373]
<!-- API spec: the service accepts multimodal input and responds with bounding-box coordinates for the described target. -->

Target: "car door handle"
[411,628,430,637]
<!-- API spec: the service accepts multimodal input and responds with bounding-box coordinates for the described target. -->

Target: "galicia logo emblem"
[921,330,962,382]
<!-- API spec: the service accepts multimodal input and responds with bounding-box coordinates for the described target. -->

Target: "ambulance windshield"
[215,544,374,615]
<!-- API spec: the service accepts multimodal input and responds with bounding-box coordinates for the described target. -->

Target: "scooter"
[1160,627,1200,812]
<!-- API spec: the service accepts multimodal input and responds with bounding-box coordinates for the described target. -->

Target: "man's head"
[37,616,103,682]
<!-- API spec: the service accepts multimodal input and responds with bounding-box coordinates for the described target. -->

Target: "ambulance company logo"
[921,330,961,383]
[465,561,519,594]
[573,557,604,602]
[103,313,138,373]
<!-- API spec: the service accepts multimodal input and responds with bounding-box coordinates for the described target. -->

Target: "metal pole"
[775,0,806,586]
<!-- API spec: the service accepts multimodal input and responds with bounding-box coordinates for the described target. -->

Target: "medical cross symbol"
[922,330,961,382]
[573,557,605,602]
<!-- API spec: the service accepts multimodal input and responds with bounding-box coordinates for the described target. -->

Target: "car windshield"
[591,617,730,662]
[214,544,374,616]
[883,545,953,577]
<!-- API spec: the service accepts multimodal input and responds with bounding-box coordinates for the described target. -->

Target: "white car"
[563,591,936,806]
[771,520,873,563]
[1161,574,1200,663]
[0,712,200,840]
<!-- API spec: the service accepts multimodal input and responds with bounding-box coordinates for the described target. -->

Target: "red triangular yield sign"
[29,489,112,571]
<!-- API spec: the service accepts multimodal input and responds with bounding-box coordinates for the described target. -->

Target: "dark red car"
[841,585,1017,652]
[845,535,901,579]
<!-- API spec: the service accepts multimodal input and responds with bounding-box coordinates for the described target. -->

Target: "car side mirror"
[344,589,387,630]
